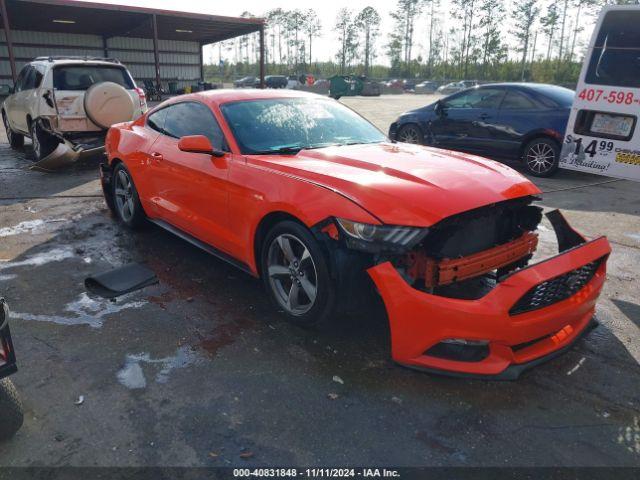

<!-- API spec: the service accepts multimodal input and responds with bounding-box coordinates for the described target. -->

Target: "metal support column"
[259,25,265,89]
[151,14,161,89]
[0,0,17,83]
[199,42,204,82]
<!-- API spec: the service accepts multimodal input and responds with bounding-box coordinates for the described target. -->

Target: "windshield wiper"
[253,144,305,155]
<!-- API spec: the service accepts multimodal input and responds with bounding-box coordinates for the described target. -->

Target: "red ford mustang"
[101,89,610,379]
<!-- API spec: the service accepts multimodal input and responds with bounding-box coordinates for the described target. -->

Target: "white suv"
[2,57,147,168]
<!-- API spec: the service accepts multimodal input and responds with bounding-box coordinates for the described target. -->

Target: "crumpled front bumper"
[367,217,611,379]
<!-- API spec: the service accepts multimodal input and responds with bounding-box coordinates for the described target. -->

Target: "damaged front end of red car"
[315,196,611,379]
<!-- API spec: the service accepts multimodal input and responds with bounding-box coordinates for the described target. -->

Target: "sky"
[74,0,597,67]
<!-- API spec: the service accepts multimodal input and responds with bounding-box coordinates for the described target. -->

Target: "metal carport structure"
[0,0,265,89]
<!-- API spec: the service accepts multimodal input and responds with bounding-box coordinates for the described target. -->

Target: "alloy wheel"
[267,233,318,315]
[398,126,421,144]
[526,142,556,174]
[31,126,41,159]
[114,169,135,222]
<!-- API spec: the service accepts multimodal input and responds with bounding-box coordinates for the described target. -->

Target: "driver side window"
[444,88,505,109]
[163,102,226,151]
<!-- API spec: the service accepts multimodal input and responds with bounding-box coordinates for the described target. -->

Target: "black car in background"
[265,75,288,88]
[389,83,574,177]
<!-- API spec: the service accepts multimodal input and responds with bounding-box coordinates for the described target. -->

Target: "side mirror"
[178,135,225,157]
[434,101,444,115]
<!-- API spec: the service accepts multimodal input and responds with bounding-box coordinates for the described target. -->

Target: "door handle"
[479,113,491,120]
[150,152,163,162]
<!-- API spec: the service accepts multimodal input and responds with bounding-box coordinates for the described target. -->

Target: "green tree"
[478,0,504,79]
[334,8,358,73]
[266,9,286,65]
[354,6,382,76]
[513,0,539,81]
[425,0,441,76]
[389,0,424,76]
[303,9,322,65]
[451,0,480,78]
[540,2,559,61]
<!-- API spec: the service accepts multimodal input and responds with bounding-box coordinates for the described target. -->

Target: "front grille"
[509,257,604,315]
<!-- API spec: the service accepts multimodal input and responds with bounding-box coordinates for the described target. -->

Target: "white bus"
[560,5,640,181]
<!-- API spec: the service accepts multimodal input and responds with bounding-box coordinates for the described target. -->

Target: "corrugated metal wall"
[0,29,201,89]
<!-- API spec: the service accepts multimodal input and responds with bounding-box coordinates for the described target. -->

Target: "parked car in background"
[101,89,610,379]
[313,79,330,89]
[265,75,287,89]
[415,81,438,94]
[2,56,146,168]
[234,76,259,88]
[386,79,403,88]
[235,76,259,88]
[437,80,478,95]
[403,79,418,91]
[389,83,574,177]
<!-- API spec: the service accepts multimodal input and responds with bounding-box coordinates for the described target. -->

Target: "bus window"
[585,10,640,89]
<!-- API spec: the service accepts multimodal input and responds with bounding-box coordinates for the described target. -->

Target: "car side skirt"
[148,219,255,277]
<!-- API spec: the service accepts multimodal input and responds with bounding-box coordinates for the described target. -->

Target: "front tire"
[3,112,24,149]
[0,378,24,441]
[261,221,337,329]
[397,124,423,144]
[523,138,560,177]
[112,163,146,229]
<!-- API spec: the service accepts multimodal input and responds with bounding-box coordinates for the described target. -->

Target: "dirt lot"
[0,94,639,467]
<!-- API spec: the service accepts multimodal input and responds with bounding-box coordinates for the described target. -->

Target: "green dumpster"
[329,75,364,99]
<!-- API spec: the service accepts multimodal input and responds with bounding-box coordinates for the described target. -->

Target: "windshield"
[53,65,134,90]
[220,98,386,154]
[586,10,640,89]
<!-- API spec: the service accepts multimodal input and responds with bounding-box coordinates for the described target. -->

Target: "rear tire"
[112,163,146,229]
[397,124,423,144]
[261,220,337,329]
[30,121,58,162]
[523,137,560,177]
[0,378,24,441]
[3,112,24,149]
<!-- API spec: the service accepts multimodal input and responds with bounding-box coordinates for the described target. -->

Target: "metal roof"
[1,0,264,44]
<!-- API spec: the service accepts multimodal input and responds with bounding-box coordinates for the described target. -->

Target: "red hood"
[247,142,541,226]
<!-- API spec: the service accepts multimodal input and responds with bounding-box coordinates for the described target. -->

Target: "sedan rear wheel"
[261,221,337,328]
[523,138,560,177]
[112,163,145,228]
[397,124,423,144]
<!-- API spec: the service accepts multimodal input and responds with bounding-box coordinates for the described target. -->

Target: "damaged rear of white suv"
[2,56,147,170]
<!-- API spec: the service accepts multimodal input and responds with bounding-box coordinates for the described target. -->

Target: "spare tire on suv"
[84,81,136,129]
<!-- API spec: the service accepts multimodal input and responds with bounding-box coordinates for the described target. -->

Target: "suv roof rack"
[32,56,121,64]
